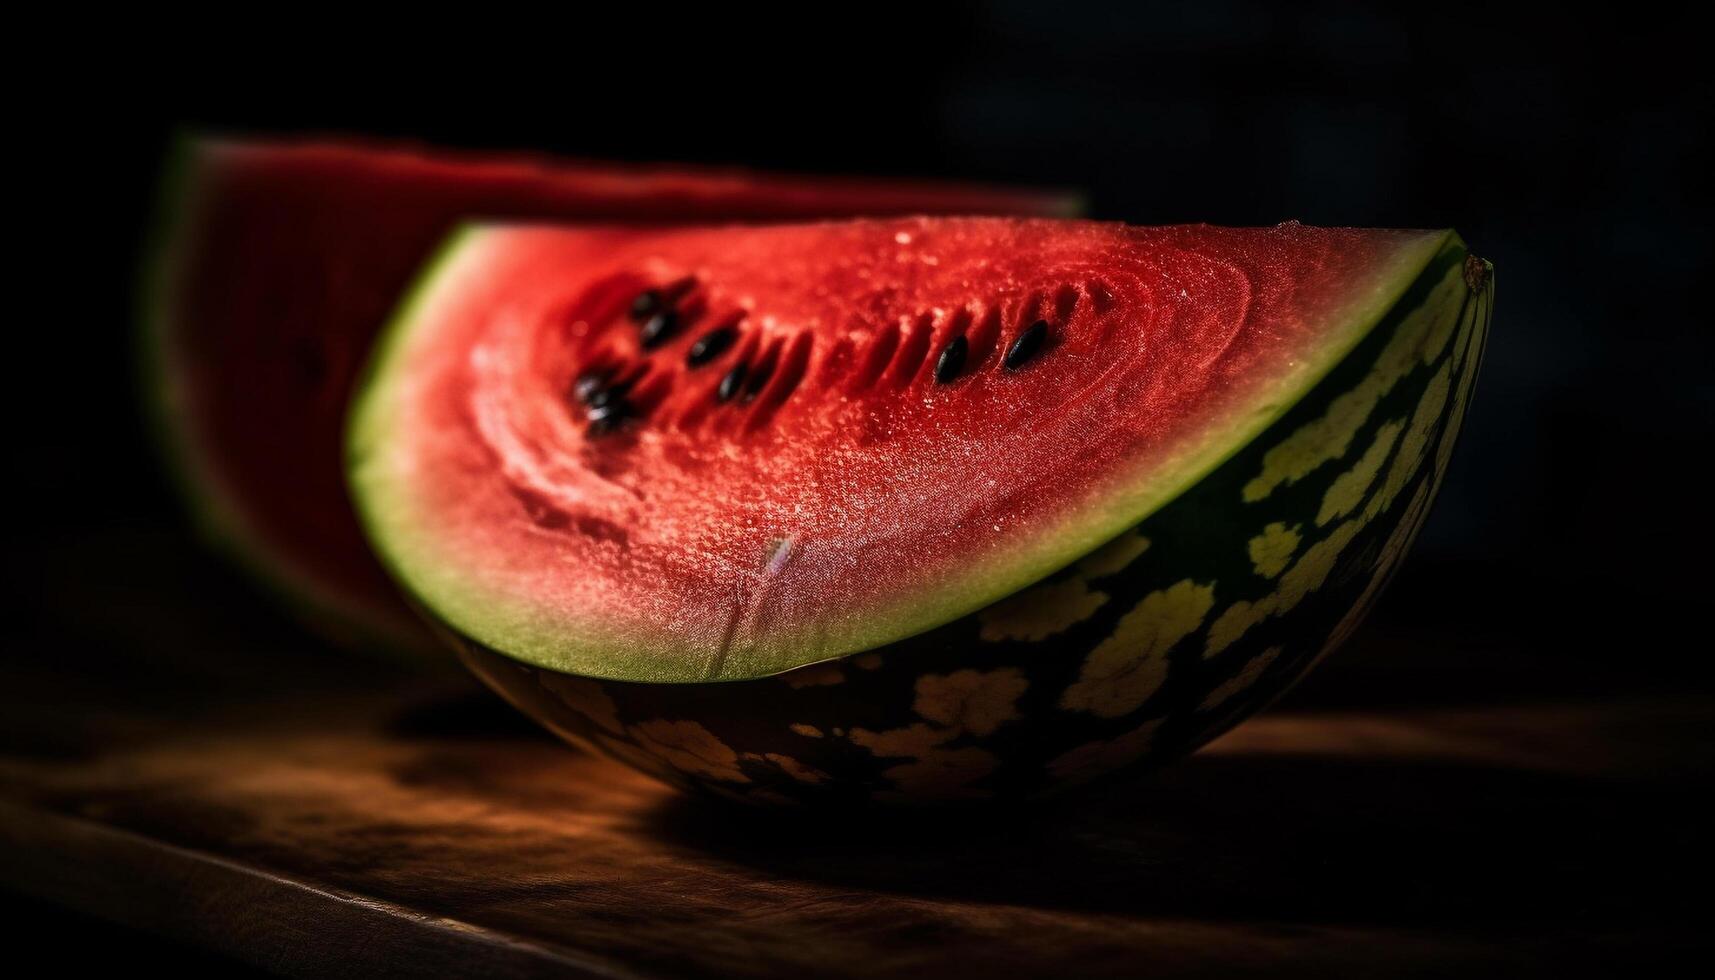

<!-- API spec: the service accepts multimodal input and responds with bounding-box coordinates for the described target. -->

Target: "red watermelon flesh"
[349,218,1450,681]
[148,138,1079,647]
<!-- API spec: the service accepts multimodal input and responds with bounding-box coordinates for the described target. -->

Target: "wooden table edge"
[0,799,646,980]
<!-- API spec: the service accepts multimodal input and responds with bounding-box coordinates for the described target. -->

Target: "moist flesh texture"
[147,137,1080,648]
[351,218,1451,682]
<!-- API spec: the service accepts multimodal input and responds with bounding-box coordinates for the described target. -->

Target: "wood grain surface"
[3,671,1711,978]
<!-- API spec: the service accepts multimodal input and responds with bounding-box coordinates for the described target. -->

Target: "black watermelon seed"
[717,363,747,403]
[640,310,679,349]
[629,290,662,322]
[587,380,633,410]
[687,325,738,367]
[586,399,633,436]
[741,362,773,403]
[1004,320,1049,370]
[572,370,610,403]
[934,335,968,383]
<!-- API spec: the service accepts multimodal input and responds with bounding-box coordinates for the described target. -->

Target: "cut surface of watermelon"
[146,137,1078,648]
[349,218,1452,682]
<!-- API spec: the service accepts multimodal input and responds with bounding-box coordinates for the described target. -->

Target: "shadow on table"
[637,720,1711,932]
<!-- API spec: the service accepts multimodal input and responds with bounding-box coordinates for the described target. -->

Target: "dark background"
[8,2,1711,970]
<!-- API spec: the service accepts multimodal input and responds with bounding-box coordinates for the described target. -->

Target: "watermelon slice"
[349,218,1491,802]
[353,218,1485,675]
[145,137,1079,649]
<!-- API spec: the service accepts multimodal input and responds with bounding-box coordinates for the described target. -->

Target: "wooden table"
[4,532,1711,976]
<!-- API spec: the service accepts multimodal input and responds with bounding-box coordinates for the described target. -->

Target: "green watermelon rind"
[136,136,436,655]
[349,224,1460,684]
